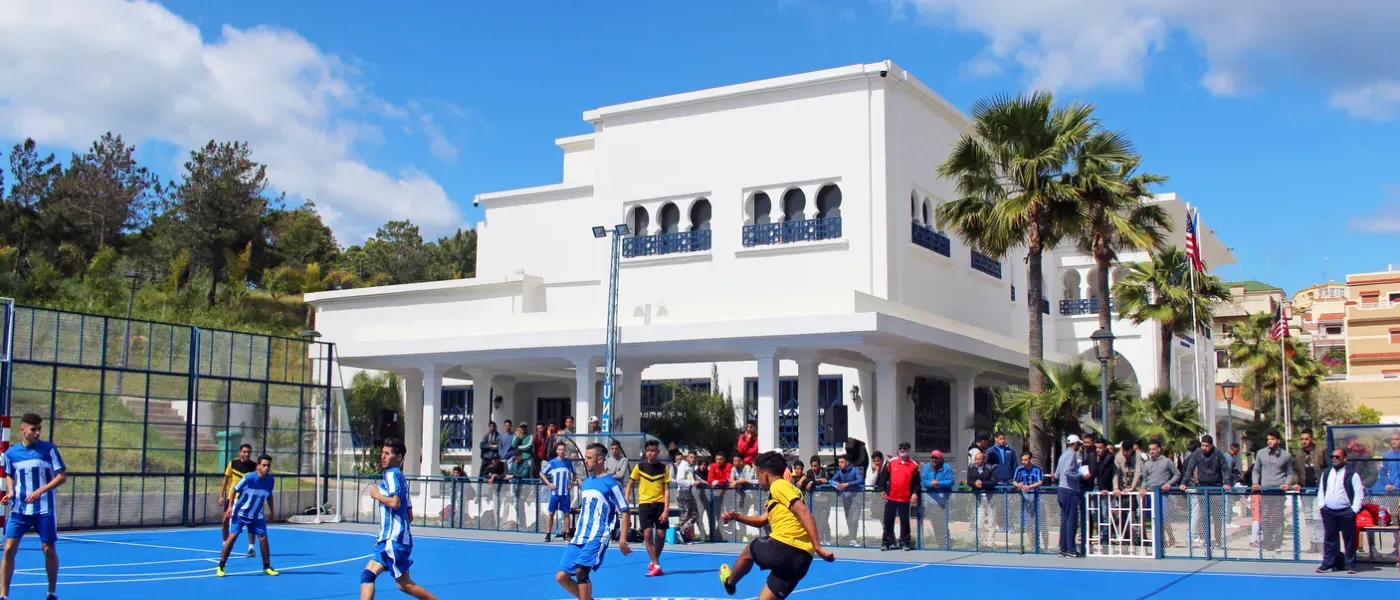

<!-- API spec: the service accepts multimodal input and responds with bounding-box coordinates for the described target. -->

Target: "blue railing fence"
[742,217,842,247]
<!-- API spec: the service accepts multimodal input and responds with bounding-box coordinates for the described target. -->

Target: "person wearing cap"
[919,450,955,550]
[877,442,920,551]
[1054,434,1091,557]
[587,415,601,434]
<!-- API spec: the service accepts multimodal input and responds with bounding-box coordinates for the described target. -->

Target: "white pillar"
[951,369,980,469]
[466,368,495,473]
[855,367,875,448]
[755,350,780,452]
[873,354,899,455]
[572,357,598,431]
[796,358,820,460]
[401,371,423,476]
[619,361,644,434]
[421,365,443,477]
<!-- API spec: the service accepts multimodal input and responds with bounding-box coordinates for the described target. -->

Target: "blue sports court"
[14,524,1398,599]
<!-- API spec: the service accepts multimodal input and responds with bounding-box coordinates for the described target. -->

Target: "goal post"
[288,341,353,525]
[0,298,13,417]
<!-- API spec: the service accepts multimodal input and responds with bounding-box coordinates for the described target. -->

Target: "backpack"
[1320,466,1358,505]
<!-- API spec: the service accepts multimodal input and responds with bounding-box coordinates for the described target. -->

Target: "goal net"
[288,341,356,524]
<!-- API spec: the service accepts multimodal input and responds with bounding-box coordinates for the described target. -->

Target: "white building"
[306,60,1236,476]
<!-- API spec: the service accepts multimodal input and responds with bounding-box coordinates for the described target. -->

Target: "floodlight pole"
[600,228,622,434]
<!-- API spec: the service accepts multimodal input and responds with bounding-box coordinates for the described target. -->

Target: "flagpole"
[1186,204,1208,440]
[1281,307,1292,440]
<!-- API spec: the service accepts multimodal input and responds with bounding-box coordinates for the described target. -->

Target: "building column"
[755,350,780,452]
[796,357,820,460]
[420,365,444,477]
[855,367,875,448]
[871,353,899,455]
[465,368,495,473]
[951,368,980,468]
[619,361,645,434]
[571,357,598,432]
[400,371,424,476]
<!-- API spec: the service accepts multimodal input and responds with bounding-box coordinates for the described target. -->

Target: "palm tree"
[1069,145,1172,352]
[1114,389,1202,455]
[1112,246,1231,394]
[1226,312,1274,420]
[997,361,1135,446]
[1251,336,1325,424]
[936,91,1132,467]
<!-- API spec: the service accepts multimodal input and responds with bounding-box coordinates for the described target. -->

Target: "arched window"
[1112,265,1129,286]
[922,198,933,228]
[629,206,650,236]
[911,192,919,224]
[815,184,841,219]
[782,188,806,222]
[1086,267,1100,300]
[1063,270,1082,300]
[689,198,712,231]
[658,202,680,234]
[747,192,772,225]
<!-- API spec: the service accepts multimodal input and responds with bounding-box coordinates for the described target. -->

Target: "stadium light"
[592,224,629,433]
[1221,380,1238,445]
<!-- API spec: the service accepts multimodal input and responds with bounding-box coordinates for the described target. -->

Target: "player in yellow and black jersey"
[219,443,258,556]
[719,450,835,599]
[628,439,672,577]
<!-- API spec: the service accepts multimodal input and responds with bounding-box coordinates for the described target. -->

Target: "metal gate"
[1086,491,1157,558]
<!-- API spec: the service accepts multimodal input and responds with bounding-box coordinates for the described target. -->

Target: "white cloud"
[0,0,466,239]
[886,0,1400,119]
[1348,204,1400,234]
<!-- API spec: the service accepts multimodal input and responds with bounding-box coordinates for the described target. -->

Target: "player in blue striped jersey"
[215,454,278,577]
[541,442,576,542]
[0,413,67,600]
[360,438,437,600]
[556,442,632,600]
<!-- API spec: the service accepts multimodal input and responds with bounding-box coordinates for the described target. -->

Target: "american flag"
[1268,302,1289,341]
[1184,207,1205,273]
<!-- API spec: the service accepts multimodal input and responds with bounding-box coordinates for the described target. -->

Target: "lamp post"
[1091,328,1116,437]
[113,270,145,395]
[592,223,631,433]
[1220,380,1238,446]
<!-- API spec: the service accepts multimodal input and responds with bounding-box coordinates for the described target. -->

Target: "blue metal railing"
[1060,297,1114,315]
[911,222,951,257]
[742,217,842,247]
[971,251,1002,278]
[621,229,712,258]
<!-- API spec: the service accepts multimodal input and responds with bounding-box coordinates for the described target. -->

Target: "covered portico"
[321,292,1033,476]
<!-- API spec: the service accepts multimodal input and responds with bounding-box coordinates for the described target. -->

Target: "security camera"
[879,70,888,78]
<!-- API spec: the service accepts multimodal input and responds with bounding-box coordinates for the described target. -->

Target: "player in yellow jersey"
[628,439,672,576]
[219,443,258,556]
[719,451,834,599]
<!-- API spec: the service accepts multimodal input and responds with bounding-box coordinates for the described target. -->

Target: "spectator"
[1293,429,1328,553]
[1316,449,1364,574]
[731,458,759,525]
[968,432,990,467]
[1140,440,1179,546]
[705,453,734,542]
[674,451,700,543]
[562,415,576,434]
[920,450,955,550]
[478,421,501,476]
[667,441,682,464]
[844,438,869,470]
[1012,452,1044,547]
[483,457,506,483]
[966,450,996,535]
[1114,439,1141,492]
[545,423,565,459]
[878,442,919,552]
[865,452,885,488]
[1091,439,1116,492]
[986,432,1016,486]
[587,415,601,434]
[736,422,759,467]
[1079,433,1098,465]
[1054,434,1090,558]
[512,423,533,470]
[1180,435,1231,548]
[830,455,864,547]
[532,423,549,473]
[504,453,533,529]
[605,440,630,487]
[1227,442,1242,486]
[797,456,828,536]
[500,419,516,463]
[1252,429,1295,552]
[1380,432,1400,493]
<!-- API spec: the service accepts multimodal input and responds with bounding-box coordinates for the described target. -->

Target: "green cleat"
[263,567,279,576]
[719,564,735,596]
[216,565,226,577]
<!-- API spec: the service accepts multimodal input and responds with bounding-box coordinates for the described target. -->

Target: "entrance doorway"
[536,397,571,430]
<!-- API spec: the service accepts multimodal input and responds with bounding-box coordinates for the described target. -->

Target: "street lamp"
[113,270,145,395]
[1091,328,1116,437]
[1220,380,1238,446]
[592,223,630,433]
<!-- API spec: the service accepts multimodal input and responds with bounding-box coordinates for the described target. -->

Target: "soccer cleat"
[264,566,279,576]
[544,533,552,543]
[647,564,663,577]
[247,547,256,557]
[216,565,226,577]
[718,564,735,596]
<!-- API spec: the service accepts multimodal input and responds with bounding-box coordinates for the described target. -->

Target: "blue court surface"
[17,525,1399,599]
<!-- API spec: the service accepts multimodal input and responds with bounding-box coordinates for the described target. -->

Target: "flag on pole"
[1184,206,1205,273]
[1267,302,1289,341]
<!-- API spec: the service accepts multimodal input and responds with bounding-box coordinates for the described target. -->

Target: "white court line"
[10,554,373,587]
[783,563,930,597]
[16,557,219,571]
[60,535,222,554]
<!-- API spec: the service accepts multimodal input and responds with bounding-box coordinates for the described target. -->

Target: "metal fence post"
[94,318,109,529]
[322,343,335,509]
[181,327,201,527]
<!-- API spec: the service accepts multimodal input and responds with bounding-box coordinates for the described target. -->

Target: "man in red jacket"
[736,422,759,467]
[879,442,920,551]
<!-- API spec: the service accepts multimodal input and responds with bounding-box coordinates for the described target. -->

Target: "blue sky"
[2,0,1397,295]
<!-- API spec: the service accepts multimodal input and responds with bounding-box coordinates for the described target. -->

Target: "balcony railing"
[742,217,842,247]
[970,250,1002,279]
[1059,298,1115,316]
[911,222,951,257]
[621,229,712,258]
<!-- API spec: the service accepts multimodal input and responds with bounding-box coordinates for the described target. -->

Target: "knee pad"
[574,566,592,585]
[360,569,379,584]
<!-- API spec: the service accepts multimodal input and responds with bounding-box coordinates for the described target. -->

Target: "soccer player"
[216,454,278,577]
[628,439,671,576]
[718,451,834,600]
[542,442,575,542]
[556,442,631,600]
[0,413,66,600]
[360,439,437,600]
[220,443,259,556]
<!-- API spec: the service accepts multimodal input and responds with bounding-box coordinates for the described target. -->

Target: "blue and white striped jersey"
[570,474,630,545]
[377,467,413,546]
[3,441,66,516]
[544,457,572,497]
[230,471,274,521]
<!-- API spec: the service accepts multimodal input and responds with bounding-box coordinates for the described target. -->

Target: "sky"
[1,0,1397,295]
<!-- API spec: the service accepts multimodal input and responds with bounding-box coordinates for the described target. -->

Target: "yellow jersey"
[765,478,813,554]
[630,461,671,504]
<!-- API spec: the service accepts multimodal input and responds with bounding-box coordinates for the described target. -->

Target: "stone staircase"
[120,397,217,452]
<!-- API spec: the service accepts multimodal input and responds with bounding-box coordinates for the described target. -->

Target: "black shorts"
[749,537,812,599]
[637,502,669,530]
